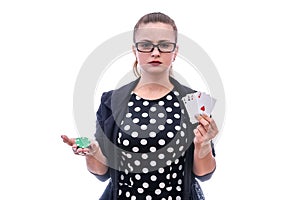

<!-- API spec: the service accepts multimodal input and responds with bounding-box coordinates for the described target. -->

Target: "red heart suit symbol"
[200,106,205,111]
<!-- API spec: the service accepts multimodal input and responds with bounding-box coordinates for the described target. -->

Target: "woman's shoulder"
[170,77,196,95]
[101,79,139,98]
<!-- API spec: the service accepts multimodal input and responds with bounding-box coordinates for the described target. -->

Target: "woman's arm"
[192,115,218,176]
[61,135,108,176]
[84,140,108,175]
[193,142,216,176]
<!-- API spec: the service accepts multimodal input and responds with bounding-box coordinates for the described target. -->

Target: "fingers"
[73,147,90,156]
[62,135,94,156]
[196,114,211,131]
[194,114,219,141]
[194,124,206,137]
[200,113,212,123]
[195,124,210,138]
[193,125,211,148]
[61,135,75,146]
[72,143,91,156]
[193,124,209,143]
[209,118,219,137]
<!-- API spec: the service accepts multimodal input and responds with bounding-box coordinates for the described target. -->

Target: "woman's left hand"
[193,114,219,152]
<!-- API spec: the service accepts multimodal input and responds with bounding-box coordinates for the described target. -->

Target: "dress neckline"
[131,90,174,101]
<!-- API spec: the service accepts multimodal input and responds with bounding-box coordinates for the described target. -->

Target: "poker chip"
[75,137,91,148]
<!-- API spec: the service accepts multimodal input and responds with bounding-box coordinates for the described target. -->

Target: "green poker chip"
[75,137,91,148]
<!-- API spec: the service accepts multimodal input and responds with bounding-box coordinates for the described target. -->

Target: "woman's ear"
[173,45,179,61]
[132,45,139,62]
[132,45,137,56]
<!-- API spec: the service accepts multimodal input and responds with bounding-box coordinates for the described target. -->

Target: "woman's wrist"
[194,142,212,159]
[88,142,107,162]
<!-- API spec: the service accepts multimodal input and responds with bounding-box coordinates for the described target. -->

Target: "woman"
[62,12,218,200]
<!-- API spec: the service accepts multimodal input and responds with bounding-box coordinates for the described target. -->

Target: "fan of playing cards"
[182,91,217,124]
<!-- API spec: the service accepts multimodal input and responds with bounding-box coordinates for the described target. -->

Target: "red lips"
[149,61,162,64]
[148,61,162,66]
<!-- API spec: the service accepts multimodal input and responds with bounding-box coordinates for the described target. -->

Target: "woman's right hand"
[61,135,91,156]
[61,134,108,175]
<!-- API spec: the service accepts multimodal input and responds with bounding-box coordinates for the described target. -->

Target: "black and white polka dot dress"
[116,90,189,200]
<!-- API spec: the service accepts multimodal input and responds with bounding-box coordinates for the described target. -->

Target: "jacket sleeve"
[95,91,114,156]
[91,91,113,182]
[194,167,216,182]
[89,169,111,182]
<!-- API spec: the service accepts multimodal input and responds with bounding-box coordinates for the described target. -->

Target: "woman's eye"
[160,43,170,48]
[141,43,152,48]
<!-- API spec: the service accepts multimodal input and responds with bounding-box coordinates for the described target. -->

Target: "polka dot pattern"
[117,90,186,199]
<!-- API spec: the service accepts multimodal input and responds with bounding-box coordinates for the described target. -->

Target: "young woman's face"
[133,22,178,76]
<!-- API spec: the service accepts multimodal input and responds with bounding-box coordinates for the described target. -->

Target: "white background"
[1,0,299,199]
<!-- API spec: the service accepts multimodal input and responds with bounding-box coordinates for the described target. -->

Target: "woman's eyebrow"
[138,39,152,42]
[157,40,172,43]
[138,39,173,43]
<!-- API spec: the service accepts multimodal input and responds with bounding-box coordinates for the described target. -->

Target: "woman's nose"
[151,46,160,56]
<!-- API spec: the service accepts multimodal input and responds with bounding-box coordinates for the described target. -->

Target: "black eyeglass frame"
[135,42,177,53]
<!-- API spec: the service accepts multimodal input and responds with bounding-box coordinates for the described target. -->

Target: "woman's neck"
[133,74,174,100]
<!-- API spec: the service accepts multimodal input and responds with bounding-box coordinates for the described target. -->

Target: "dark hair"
[133,12,177,77]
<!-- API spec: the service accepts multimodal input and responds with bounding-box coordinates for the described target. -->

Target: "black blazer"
[92,77,215,200]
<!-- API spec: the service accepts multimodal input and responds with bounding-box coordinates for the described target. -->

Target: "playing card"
[182,94,198,124]
[182,91,217,124]
[195,92,216,116]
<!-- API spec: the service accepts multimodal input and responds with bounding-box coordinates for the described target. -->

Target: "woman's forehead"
[135,23,176,42]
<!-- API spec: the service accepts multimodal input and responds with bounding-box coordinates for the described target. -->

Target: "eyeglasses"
[135,42,176,53]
